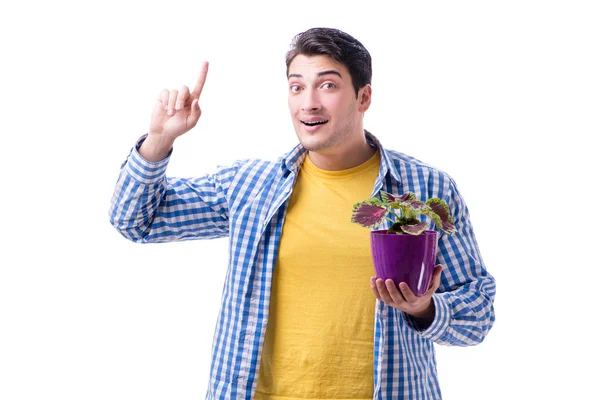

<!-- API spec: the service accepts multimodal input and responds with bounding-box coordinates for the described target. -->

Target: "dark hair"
[285,28,372,96]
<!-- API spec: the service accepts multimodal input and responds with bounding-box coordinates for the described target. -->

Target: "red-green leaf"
[426,198,456,234]
[425,210,443,230]
[410,201,428,212]
[351,200,388,228]
[400,221,428,235]
[398,192,417,202]
[380,191,397,205]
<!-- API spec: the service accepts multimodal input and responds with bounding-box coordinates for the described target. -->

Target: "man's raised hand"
[141,62,209,161]
[149,62,208,139]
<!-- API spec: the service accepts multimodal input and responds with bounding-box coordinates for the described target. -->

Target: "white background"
[1,1,599,399]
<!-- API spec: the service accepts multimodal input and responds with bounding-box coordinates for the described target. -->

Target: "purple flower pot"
[370,229,438,296]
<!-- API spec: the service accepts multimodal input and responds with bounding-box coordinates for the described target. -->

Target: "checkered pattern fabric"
[109,132,495,399]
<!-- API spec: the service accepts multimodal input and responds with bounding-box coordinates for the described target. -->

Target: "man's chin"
[294,126,339,152]
[297,136,331,153]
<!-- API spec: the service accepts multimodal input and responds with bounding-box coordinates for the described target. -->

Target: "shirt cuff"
[404,293,451,342]
[123,134,172,184]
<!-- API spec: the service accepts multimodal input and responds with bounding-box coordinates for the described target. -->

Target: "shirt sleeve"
[403,177,496,346]
[108,135,244,243]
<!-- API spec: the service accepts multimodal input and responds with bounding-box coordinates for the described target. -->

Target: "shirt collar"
[280,130,402,183]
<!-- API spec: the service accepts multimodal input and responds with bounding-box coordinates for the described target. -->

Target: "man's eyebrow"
[287,70,343,79]
[317,70,342,78]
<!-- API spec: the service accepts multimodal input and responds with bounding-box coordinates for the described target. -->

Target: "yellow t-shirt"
[255,150,380,400]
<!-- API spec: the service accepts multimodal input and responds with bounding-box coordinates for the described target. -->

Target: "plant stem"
[401,206,413,220]
[385,217,396,225]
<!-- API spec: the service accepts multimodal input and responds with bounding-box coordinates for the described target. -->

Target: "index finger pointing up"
[191,61,209,99]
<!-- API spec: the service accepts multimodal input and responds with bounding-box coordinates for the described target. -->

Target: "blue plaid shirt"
[109,131,495,399]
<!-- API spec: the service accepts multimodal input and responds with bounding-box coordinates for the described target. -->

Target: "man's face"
[287,54,370,154]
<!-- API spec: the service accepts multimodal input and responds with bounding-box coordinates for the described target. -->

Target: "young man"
[109,28,495,400]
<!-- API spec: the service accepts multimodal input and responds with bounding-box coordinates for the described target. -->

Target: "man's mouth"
[301,119,329,126]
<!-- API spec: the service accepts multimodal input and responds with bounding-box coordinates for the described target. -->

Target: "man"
[109,28,495,399]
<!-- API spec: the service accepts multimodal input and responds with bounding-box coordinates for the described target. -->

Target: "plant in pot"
[351,191,456,296]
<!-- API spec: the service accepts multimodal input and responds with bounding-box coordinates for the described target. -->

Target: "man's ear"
[358,84,372,113]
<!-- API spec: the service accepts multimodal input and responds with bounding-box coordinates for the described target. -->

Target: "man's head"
[285,28,372,97]
[286,28,373,161]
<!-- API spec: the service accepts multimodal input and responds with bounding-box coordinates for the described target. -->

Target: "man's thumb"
[189,99,201,123]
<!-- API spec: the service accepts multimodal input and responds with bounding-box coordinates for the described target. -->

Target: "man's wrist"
[408,300,435,330]
[138,133,174,162]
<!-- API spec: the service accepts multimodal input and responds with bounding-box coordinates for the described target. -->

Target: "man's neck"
[307,133,376,171]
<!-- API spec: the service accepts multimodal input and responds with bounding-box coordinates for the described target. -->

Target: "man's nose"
[302,89,322,112]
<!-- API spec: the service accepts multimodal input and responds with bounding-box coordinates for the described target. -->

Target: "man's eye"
[322,82,336,89]
[290,85,302,92]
